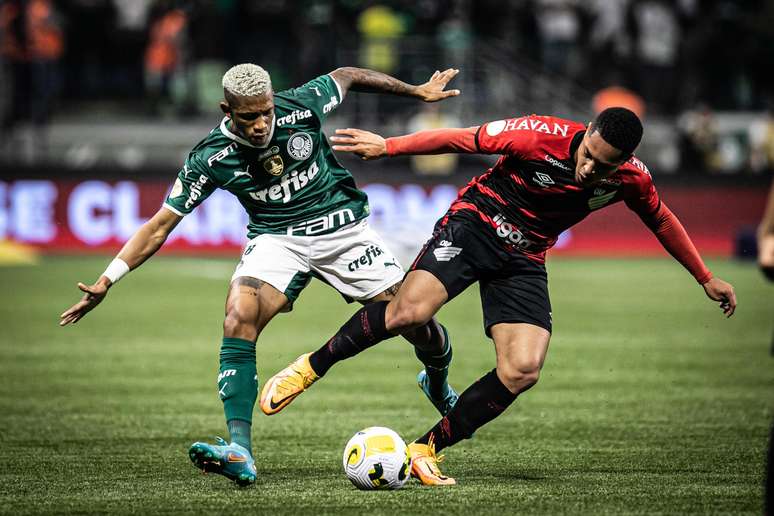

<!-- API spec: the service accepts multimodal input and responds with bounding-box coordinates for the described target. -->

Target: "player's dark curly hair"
[591,107,643,155]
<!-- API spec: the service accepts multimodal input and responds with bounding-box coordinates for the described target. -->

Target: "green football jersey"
[164,74,369,237]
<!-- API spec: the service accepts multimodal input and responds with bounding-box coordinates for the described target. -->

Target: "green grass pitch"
[0,256,771,514]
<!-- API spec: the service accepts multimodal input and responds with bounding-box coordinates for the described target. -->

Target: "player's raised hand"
[331,128,387,160]
[59,280,110,326]
[701,277,737,317]
[415,68,461,103]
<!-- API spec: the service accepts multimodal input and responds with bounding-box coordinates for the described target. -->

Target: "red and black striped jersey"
[447,114,660,263]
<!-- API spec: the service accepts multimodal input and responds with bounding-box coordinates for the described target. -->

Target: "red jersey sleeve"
[385,127,478,156]
[622,161,712,284]
[476,117,537,157]
[622,157,660,216]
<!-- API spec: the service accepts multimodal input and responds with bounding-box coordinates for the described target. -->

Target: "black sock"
[309,301,394,376]
[415,369,518,451]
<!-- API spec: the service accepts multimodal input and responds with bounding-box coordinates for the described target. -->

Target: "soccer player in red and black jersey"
[262,107,737,485]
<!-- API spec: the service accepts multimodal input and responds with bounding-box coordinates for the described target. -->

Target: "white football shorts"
[231,219,404,306]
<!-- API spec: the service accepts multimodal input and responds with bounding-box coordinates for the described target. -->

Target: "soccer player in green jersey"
[59,63,461,486]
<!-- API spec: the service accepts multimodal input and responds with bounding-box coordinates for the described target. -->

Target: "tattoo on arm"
[331,67,416,98]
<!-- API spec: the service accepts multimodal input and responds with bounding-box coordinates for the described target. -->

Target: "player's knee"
[223,308,258,340]
[385,301,432,333]
[497,360,541,394]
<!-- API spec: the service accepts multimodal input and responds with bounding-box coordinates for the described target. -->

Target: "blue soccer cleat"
[189,437,257,486]
[417,369,459,416]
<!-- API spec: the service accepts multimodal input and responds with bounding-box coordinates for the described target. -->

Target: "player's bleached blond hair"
[222,63,272,97]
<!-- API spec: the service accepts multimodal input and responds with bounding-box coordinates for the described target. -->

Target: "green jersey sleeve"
[282,74,344,122]
[163,153,217,216]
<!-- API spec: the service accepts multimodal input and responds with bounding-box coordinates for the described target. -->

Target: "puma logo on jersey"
[248,162,319,203]
[234,165,252,179]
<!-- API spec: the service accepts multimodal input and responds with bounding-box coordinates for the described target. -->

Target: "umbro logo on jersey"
[533,172,555,188]
[433,245,462,262]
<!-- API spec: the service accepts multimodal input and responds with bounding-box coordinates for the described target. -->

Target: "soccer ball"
[342,426,412,490]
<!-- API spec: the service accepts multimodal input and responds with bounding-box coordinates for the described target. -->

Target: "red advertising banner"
[0,179,767,260]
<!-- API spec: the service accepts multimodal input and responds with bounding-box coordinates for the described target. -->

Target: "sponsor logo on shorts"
[286,208,356,236]
[348,245,385,272]
[233,166,253,179]
[433,241,462,261]
[287,132,314,160]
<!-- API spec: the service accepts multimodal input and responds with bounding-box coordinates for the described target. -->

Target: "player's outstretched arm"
[633,201,737,317]
[331,126,480,160]
[331,128,389,160]
[329,67,460,102]
[59,207,182,326]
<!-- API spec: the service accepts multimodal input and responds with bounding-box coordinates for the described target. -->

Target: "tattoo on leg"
[384,283,401,297]
[236,277,264,297]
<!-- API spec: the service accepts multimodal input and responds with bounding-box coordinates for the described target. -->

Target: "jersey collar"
[219,115,276,148]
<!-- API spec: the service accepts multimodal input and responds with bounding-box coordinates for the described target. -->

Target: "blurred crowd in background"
[1,0,774,176]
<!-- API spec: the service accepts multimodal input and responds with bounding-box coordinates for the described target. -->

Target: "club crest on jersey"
[533,172,555,188]
[287,132,313,160]
[588,190,617,210]
[263,154,284,176]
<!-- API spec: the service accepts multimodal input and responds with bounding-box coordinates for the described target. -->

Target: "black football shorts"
[410,212,552,335]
